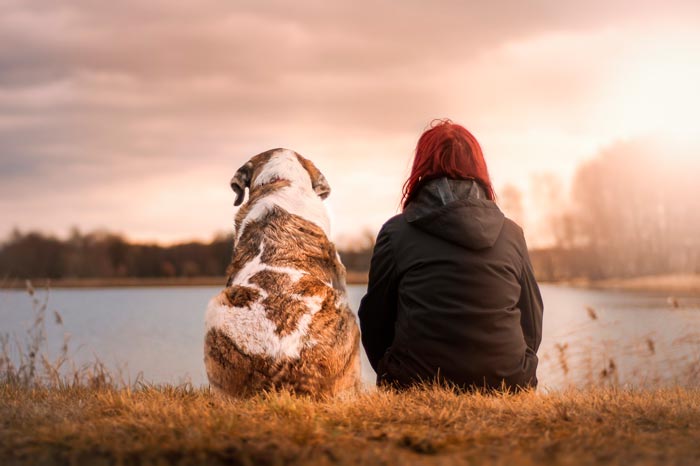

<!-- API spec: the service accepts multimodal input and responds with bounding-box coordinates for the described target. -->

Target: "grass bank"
[2,384,700,466]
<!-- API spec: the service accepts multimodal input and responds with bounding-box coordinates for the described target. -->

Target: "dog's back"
[204,149,360,397]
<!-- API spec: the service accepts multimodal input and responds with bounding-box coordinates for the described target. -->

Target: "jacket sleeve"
[518,245,544,353]
[357,224,399,372]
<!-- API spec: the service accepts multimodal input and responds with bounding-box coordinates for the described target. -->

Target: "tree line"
[2,140,698,282]
[528,140,700,280]
[0,229,231,280]
[0,228,374,281]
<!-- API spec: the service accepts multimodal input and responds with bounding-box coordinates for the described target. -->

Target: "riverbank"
[1,384,699,466]
[0,271,370,289]
[2,273,699,295]
[562,274,700,295]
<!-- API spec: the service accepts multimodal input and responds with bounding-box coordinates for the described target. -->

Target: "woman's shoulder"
[377,213,409,237]
[383,213,405,227]
[502,217,525,238]
[500,217,530,257]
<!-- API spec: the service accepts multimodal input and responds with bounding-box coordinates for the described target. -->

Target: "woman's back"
[358,120,543,391]
[359,178,541,389]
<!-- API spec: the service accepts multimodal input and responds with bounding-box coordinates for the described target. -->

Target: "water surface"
[1,284,699,389]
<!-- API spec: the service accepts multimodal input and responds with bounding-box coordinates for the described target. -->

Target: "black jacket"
[358,177,543,390]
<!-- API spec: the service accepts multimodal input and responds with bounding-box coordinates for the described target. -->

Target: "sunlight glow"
[603,38,700,146]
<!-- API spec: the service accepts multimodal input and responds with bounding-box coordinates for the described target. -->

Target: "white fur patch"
[205,242,325,359]
[253,149,311,188]
[236,149,330,242]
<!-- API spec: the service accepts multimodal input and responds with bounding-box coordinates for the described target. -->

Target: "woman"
[358,119,543,391]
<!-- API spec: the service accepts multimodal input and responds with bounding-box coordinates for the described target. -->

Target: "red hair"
[401,119,495,209]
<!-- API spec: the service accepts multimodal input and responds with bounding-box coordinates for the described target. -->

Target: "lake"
[1,284,699,390]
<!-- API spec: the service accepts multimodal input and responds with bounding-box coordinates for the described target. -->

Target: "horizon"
[2,1,700,247]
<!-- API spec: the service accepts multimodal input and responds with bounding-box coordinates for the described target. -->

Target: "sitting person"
[358,119,543,391]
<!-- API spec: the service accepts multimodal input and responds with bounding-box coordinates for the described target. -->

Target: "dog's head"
[230,148,330,206]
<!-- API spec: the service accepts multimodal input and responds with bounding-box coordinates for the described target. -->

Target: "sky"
[1,0,700,247]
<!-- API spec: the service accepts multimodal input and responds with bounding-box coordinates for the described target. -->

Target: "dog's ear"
[230,162,253,206]
[296,154,331,199]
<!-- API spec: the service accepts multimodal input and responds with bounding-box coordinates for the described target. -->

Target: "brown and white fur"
[204,148,361,398]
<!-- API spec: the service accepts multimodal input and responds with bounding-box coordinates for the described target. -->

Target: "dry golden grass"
[2,384,700,466]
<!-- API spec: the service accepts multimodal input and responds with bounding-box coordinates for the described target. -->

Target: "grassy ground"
[2,384,700,466]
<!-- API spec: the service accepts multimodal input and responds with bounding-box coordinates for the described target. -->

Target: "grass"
[2,384,700,465]
[2,282,700,465]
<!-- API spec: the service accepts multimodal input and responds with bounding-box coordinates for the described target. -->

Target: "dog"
[204,148,361,397]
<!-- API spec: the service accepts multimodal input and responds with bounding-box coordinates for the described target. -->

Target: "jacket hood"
[403,177,505,249]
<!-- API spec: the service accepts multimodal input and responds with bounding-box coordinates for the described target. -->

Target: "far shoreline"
[557,274,700,295]
[2,273,699,295]
[0,272,371,290]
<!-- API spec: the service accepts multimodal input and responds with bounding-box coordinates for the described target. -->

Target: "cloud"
[1,0,700,242]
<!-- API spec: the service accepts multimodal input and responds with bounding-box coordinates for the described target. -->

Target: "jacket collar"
[404,177,485,222]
